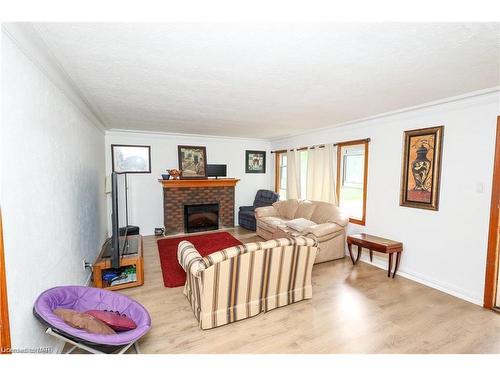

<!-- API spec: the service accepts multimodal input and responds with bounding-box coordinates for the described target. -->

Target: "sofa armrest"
[239,205,255,212]
[255,205,279,218]
[304,223,344,237]
[178,241,206,277]
[333,213,349,227]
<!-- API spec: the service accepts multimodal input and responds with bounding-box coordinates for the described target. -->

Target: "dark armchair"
[238,189,280,231]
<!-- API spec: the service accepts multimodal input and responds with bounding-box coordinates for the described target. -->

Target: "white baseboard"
[354,253,483,306]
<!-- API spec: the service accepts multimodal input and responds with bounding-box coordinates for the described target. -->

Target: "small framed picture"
[245,150,266,173]
[111,144,151,173]
[178,145,208,179]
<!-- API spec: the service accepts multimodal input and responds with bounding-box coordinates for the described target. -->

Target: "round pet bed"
[33,285,151,353]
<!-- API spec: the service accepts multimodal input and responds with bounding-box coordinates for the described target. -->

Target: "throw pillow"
[294,200,316,220]
[53,308,116,335]
[286,218,317,232]
[85,310,137,332]
[273,199,299,219]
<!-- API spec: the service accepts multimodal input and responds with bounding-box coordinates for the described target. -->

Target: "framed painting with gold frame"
[400,126,444,210]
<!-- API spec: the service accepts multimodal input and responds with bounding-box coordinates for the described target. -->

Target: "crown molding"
[270,86,500,142]
[105,128,271,143]
[2,23,107,133]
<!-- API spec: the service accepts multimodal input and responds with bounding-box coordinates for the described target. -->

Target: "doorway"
[484,116,500,309]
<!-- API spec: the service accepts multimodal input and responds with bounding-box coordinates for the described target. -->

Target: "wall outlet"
[82,258,92,271]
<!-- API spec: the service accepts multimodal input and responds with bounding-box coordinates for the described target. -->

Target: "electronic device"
[102,172,133,268]
[207,164,227,179]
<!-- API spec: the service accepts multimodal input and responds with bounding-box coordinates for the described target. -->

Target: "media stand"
[93,234,144,291]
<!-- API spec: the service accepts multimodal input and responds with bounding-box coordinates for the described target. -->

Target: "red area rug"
[157,231,242,288]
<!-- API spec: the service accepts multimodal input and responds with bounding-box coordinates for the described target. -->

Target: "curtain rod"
[270,138,371,154]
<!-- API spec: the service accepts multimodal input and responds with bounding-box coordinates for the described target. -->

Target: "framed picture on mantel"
[400,126,444,210]
[178,145,207,179]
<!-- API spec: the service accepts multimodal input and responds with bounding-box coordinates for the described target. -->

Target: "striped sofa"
[178,236,319,329]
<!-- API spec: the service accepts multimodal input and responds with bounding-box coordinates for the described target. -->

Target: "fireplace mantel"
[158,178,240,189]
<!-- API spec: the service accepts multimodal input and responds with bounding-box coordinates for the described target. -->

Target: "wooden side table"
[346,233,403,278]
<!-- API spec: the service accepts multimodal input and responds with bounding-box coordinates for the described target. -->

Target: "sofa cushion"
[53,308,116,335]
[85,310,137,332]
[304,222,343,238]
[310,201,343,225]
[273,199,299,219]
[257,216,288,233]
[286,218,317,232]
[294,200,317,220]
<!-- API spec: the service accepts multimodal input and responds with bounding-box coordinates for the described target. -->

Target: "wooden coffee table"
[346,233,403,278]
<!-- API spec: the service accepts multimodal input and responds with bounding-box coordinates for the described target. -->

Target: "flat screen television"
[104,172,129,268]
[207,164,227,178]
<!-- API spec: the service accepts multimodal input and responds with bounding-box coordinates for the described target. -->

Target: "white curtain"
[286,150,301,200]
[306,144,337,203]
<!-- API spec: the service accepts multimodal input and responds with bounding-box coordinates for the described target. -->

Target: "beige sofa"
[255,199,348,263]
[178,236,319,329]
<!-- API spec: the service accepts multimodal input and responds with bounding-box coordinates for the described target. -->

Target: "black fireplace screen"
[184,203,219,233]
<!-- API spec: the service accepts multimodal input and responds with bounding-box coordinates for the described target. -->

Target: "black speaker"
[119,225,140,236]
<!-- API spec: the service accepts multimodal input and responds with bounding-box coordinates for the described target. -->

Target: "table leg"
[392,252,401,278]
[355,245,362,264]
[388,253,393,277]
[348,243,355,265]
[369,250,373,262]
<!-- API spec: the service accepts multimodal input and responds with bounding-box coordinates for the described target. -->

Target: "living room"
[1,1,500,371]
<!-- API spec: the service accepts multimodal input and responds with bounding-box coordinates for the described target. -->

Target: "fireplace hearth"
[184,203,219,233]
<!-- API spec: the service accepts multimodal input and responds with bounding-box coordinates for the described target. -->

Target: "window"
[276,152,287,199]
[275,150,309,200]
[336,140,369,225]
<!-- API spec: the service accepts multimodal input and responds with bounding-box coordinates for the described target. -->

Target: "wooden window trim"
[0,208,11,354]
[274,150,287,193]
[336,140,369,226]
[483,116,500,309]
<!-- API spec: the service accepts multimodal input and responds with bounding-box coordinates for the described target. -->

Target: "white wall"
[1,31,107,351]
[272,91,500,305]
[105,131,273,235]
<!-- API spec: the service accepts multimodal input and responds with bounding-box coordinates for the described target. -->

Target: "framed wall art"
[400,126,444,210]
[111,144,151,173]
[245,150,266,173]
[178,145,207,179]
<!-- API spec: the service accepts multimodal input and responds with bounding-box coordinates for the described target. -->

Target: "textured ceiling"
[33,23,500,139]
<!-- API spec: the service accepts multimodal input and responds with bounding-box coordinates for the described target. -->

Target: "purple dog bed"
[34,286,151,351]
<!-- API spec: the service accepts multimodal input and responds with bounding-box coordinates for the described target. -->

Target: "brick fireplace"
[159,179,240,234]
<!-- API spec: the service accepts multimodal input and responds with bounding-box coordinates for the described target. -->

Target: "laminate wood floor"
[116,228,500,354]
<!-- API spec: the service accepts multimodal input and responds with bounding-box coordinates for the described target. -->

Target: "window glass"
[338,143,366,222]
[278,153,287,200]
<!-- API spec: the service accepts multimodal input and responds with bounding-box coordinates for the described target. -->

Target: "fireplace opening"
[184,203,219,233]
